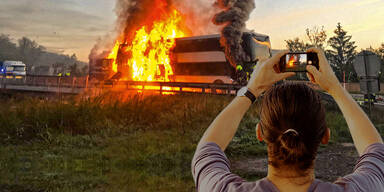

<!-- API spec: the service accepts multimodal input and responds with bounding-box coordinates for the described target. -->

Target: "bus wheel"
[212,80,224,94]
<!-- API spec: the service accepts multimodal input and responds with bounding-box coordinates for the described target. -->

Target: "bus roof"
[175,32,270,42]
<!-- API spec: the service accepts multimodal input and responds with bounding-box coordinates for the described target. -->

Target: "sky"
[247,0,384,50]
[0,0,383,62]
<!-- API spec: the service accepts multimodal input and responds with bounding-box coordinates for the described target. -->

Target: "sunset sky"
[0,0,383,62]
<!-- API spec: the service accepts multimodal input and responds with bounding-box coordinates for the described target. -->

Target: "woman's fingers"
[267,50,289,68]
[306,65,321,80]
[306,47,328,68]
[275,50,290,59]
[306,72,316,84]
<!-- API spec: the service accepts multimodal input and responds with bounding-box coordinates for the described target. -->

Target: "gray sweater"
[192,142,384,192]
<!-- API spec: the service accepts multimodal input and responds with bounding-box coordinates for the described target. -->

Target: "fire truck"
[90,32,271,84]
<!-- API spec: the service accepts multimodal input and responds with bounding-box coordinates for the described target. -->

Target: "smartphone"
[278,52,319,72]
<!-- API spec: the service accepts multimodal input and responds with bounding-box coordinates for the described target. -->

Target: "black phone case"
[278,52,319,73]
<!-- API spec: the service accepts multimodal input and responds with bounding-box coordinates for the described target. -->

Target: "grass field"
[0,91,383,192]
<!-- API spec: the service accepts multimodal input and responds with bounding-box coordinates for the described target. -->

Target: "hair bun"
[280,129,306,156]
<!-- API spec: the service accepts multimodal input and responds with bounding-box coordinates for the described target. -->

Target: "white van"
[1,61,27,77]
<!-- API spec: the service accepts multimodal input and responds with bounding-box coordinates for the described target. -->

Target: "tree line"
[0,34,88,76]
[285,23,384,83]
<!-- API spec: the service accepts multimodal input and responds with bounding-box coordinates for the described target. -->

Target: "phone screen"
[285,54,312,71]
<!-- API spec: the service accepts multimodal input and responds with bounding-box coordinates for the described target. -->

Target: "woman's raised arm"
[306,48,383,155]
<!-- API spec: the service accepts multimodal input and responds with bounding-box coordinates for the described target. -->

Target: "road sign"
[360,78,380,94]
[353,50,381,78]
[353,51,381,95]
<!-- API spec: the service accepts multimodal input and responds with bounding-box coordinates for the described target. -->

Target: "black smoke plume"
[213,0,255,68]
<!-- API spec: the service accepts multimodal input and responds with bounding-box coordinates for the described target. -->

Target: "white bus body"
[170,33,271,84]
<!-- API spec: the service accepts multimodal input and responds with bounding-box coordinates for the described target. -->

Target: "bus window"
[174,62,233,76]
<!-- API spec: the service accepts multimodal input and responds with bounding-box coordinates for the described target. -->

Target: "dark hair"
[259,82,326,173]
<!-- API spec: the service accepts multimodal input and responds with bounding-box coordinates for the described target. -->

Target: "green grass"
[0,93,233,191]
[0,92,382,191]
[0,94,224,144]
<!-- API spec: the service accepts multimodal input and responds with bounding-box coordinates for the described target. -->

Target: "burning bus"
[89,0,271,85]
[90,32,271,84]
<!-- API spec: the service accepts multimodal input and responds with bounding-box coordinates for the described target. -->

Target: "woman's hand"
[306,48,342,96]
[247,50,295,95]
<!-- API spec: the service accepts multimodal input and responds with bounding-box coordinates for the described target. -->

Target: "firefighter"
[235,64,248,85]
[364,93,376,105]
[236,65,243,71]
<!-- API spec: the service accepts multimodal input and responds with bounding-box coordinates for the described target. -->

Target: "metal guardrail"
[0,75,243,95]
[96,81,242,95]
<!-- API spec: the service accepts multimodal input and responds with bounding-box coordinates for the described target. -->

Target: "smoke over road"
[213,0,256,68]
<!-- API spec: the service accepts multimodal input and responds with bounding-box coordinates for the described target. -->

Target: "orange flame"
[107,42,120,73]
[288,55,296,68]
[107,8,190,82]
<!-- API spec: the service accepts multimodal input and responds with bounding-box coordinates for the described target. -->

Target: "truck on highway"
[0,61,27,78]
